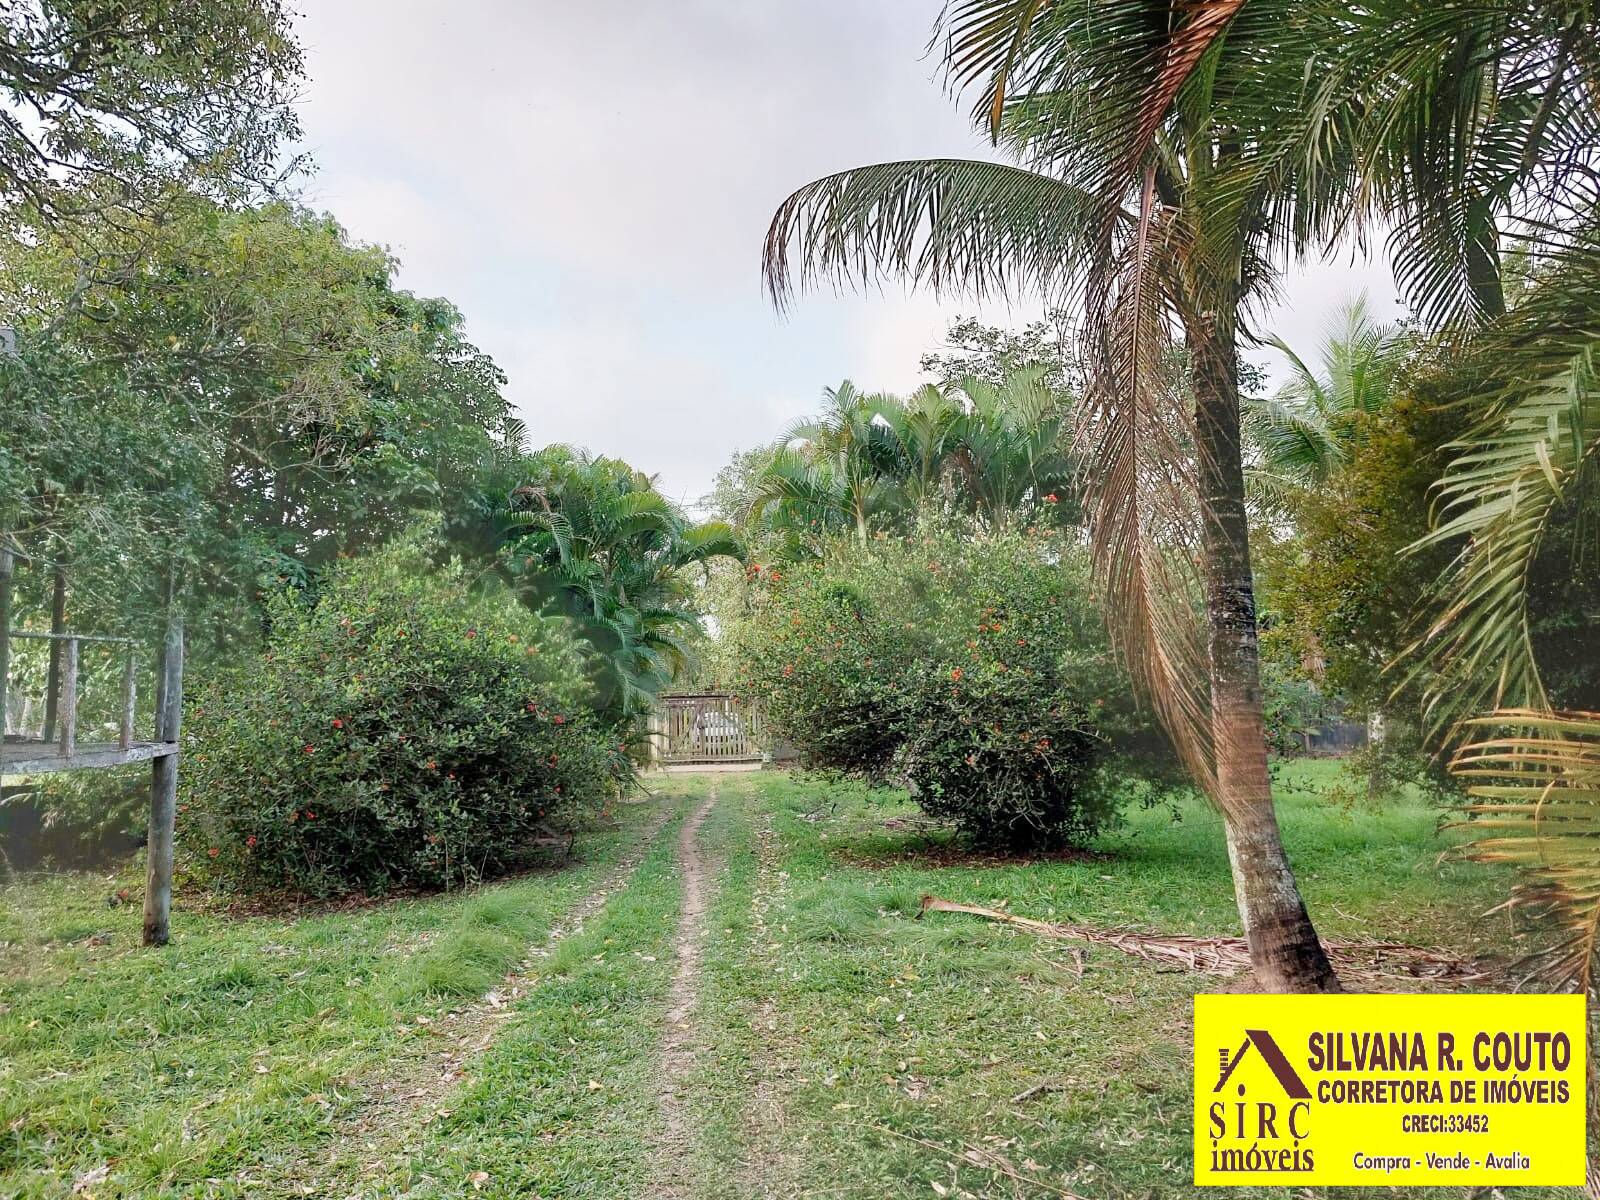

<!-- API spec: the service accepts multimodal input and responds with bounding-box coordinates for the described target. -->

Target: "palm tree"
[761,0,1598,992]
[763,5,1349,990]
[749,381,909,544]
[945,367,1076,528]
[1245,297,1408,507]
[874,383,965,508]
[747,368,1075,549]
[460,444,743,716]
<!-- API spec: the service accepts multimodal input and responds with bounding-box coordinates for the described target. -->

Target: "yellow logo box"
[1193,993,1586,1187]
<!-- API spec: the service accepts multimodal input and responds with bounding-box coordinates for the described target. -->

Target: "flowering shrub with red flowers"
[180,545,627,896]
[730,522,1152,848]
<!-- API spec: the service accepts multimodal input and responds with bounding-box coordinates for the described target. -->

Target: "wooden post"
[42,563,65,743]
[143,608,183,947]
[57,636,78,758]
[119,646,136,750]
[0,542,11,740]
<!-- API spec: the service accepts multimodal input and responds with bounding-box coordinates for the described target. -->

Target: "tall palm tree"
[763,5,1347,990]
[1245,297,1408,506]
[761,0,1597,992]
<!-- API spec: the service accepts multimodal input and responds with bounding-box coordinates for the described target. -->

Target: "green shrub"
[180,544,627,897]
[731,523,1141,848]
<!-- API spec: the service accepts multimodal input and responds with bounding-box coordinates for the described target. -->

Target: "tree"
[760,0,1599,993]
[750,381,910,544]
[1244,298,1410,509]
[944,369,1076,529]
[456,445,743,717]
[0,1,304,225]
[763,7,1344,990]
[920,310,1078,392]
[0,200,514,658]
[1413,224,1600,991]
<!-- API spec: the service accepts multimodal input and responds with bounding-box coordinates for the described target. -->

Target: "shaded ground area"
[0,762,1571,1198]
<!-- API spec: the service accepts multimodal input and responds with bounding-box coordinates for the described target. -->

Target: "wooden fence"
[647,693,770,765]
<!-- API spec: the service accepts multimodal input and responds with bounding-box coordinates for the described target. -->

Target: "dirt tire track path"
[267,800,679,1196]
[648,787,722,1199]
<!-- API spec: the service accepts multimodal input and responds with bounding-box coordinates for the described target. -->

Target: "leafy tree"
[0,200,514,660]
[729,522,1142,848]
[0,0,304,225]
[920,310,1078,392]
[182,539,623,897]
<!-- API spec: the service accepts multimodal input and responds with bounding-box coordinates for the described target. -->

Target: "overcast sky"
[293,0,1400,508]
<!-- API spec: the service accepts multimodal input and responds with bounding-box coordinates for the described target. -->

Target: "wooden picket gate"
[648,693,767,765]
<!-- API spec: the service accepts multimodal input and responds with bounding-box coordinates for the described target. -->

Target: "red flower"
[425,759,438,770]
[332,718,344,729]
[553,715,566,725]
[950,667,963,681]
[526,703,537,712]
[466,629,477,639]
[207,847,220,858]
[782,664,795,677]
[1044,492,1059,504]
[303,744,316,755]
[245,835,257,848]
[305,811,316,820]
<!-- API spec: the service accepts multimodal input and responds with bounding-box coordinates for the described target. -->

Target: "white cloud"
[290,0,1407,501]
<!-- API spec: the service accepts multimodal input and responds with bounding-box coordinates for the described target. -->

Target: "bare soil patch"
[646,789,721,1199]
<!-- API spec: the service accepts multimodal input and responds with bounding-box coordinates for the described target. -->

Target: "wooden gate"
[649,693,766,765]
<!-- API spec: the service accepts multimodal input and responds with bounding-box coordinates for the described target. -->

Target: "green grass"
[0,762,1569,1198]
[0,795,683,1199]
[679,762,1561,1200]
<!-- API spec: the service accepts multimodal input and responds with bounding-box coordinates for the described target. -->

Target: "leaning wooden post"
[143,605,184,947]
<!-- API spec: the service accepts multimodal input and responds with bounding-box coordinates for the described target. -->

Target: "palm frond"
[763,159,1106,308]
[1449,709,1600,989]
[1076,236,1217,794]
[1402,241,1600,732]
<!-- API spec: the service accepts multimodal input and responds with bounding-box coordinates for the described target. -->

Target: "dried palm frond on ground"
[918,895,1496,985]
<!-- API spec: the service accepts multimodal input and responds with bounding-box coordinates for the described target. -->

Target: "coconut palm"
[763,6,1346,990]
[761,0,1600,993]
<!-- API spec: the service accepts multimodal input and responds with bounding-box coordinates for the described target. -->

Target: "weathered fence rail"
[0,541,184,944]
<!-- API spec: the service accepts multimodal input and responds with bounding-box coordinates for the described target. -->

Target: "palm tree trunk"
[1188,307,1340,994]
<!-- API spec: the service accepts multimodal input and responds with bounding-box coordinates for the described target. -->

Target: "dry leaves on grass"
[918,895,1495,984]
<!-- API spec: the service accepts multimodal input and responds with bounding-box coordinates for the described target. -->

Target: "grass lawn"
[0,761,1567,1198]
[681,762,1554,1200]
